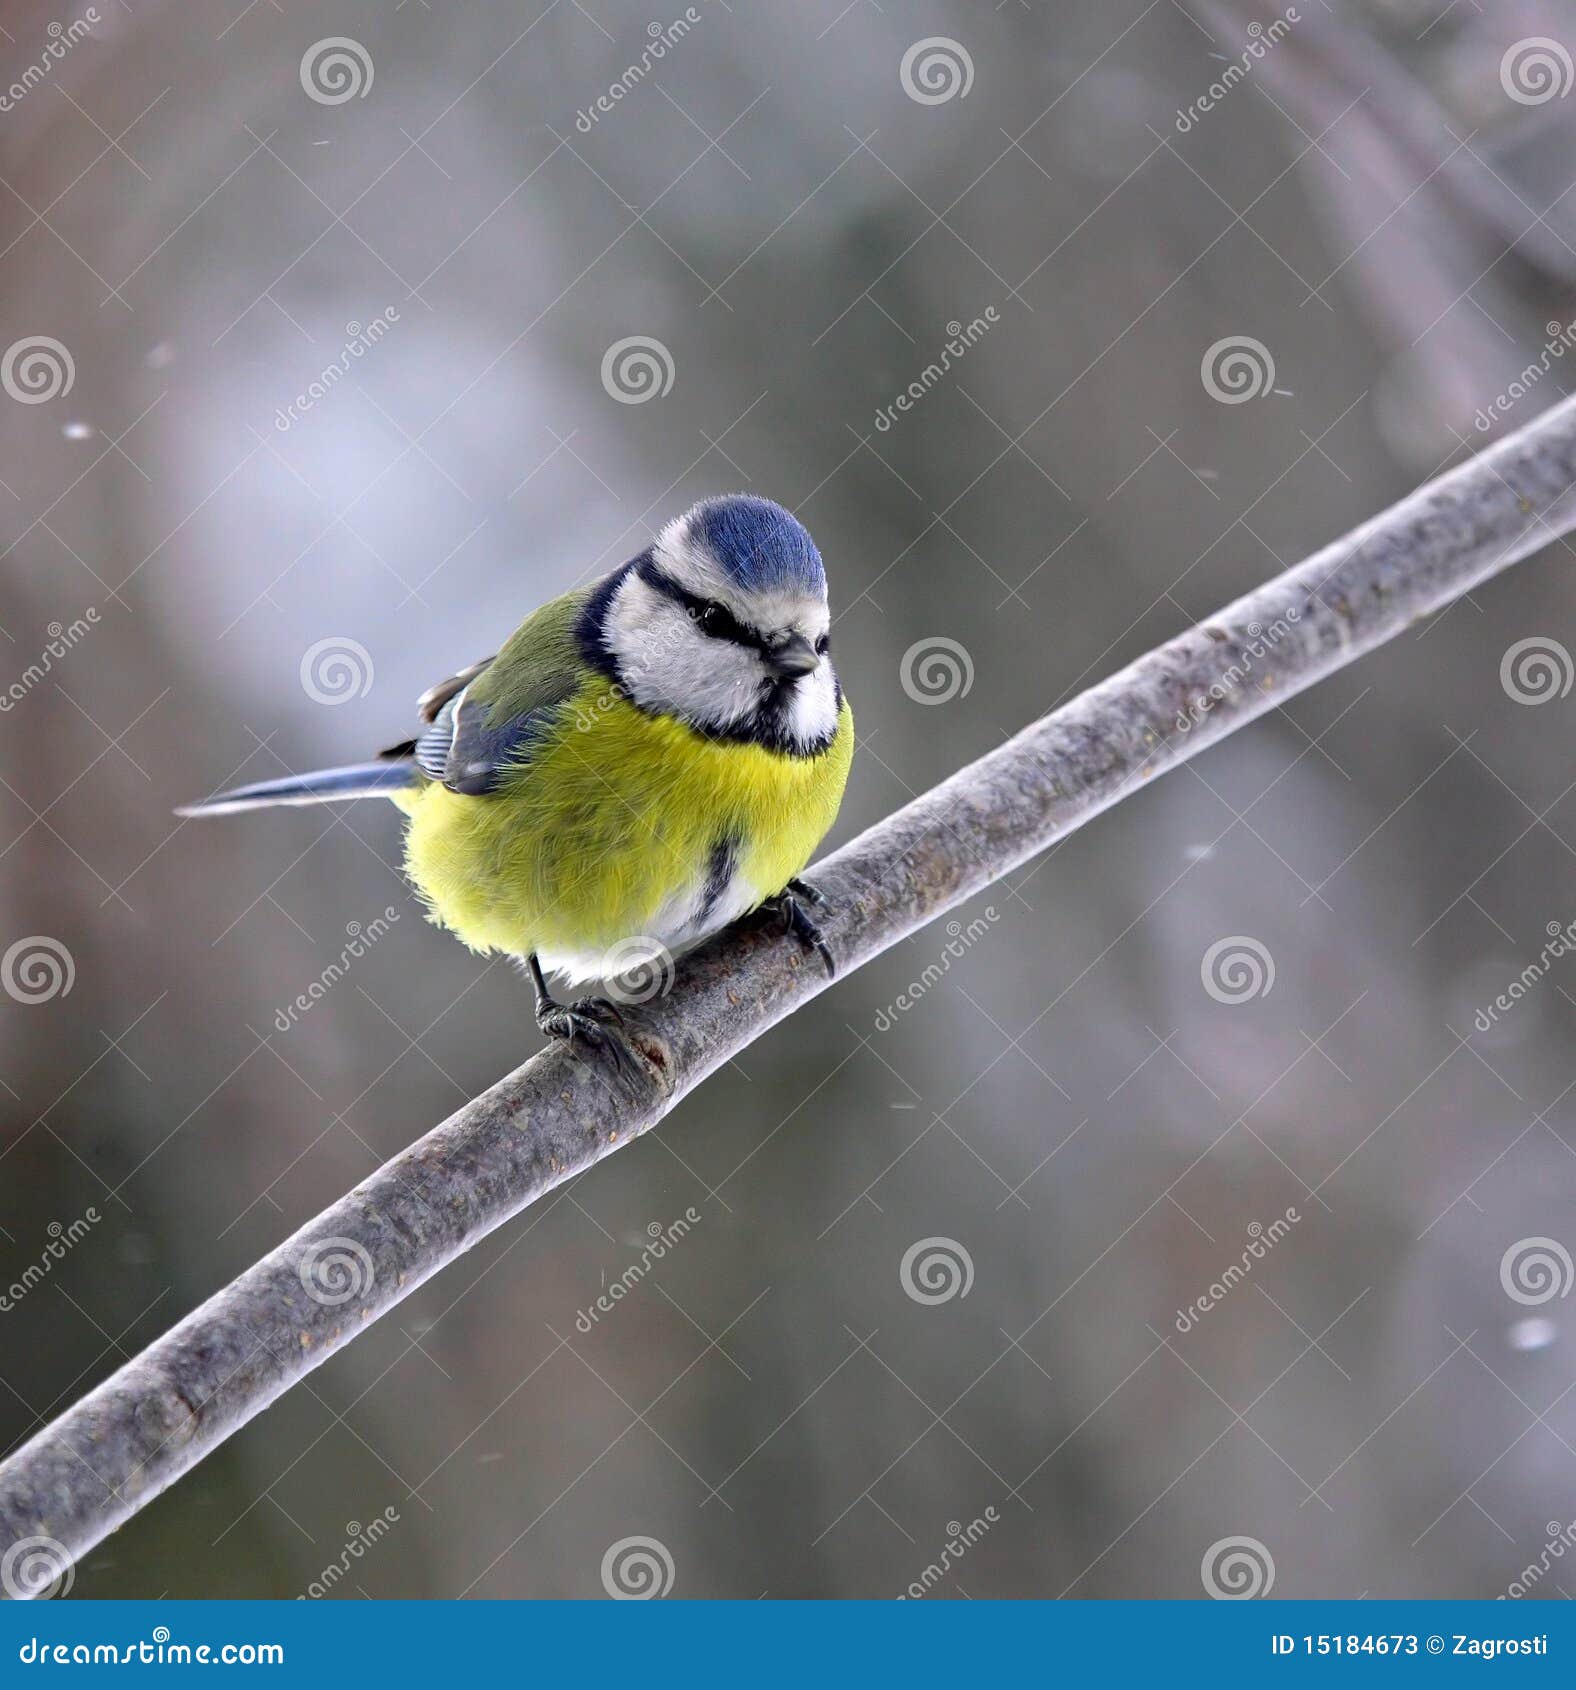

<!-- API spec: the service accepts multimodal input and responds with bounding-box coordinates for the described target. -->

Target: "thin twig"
[4,395,1576,1594]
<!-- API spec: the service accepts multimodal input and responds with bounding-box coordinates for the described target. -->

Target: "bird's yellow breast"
[396,680,853,970]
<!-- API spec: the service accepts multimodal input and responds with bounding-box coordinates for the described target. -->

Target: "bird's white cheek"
[786,665,840,747]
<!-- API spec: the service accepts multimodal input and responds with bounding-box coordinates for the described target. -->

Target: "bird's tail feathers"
[176,760,417,817]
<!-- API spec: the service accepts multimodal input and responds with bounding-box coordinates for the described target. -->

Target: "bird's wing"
[416,656,496,724]
[408,587,590,797]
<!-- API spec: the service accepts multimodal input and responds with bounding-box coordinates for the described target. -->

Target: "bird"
[178,495,854,1068]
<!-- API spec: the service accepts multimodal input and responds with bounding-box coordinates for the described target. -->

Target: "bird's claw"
[536,996,637,1080]
[766,884,836,979]
[570,993,626,1028]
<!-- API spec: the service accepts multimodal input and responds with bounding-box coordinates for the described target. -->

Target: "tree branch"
[5,396,1576,1593]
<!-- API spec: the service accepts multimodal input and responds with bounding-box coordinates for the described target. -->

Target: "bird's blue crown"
[688,495,826,596]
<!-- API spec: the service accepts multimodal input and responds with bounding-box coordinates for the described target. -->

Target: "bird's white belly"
[537,849,763,988]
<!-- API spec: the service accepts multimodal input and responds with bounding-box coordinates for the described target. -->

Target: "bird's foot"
[534,991,636,1079]
[763,881,836,979]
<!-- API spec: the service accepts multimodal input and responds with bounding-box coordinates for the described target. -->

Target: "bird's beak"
[763,632,819,680]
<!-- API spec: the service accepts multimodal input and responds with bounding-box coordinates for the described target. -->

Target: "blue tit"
[179,495,855,1061]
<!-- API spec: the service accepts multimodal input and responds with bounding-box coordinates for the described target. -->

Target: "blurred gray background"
[3,0,1576,1600]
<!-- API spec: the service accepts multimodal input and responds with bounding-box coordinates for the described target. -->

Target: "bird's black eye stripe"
[635,556,763,651]
[697,600,747,643]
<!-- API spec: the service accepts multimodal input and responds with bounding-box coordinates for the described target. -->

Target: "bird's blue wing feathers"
[415,685,563,796]
[413,585,590,796]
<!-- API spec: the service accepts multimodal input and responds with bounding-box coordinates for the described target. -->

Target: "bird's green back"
[466,585,590,729]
